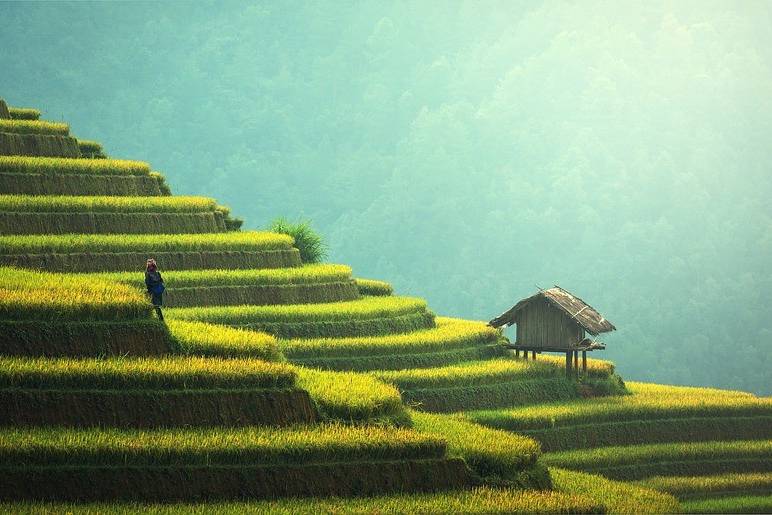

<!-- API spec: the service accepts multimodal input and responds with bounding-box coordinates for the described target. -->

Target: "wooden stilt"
[515,349,520,358]
[565,351,572,377]
[532,350,536,360]
[574,351,579,379]
[582,351,587,373]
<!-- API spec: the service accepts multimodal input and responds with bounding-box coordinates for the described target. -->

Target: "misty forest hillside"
[2,1,769,394]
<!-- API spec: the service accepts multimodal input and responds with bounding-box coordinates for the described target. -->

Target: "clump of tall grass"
[269,217,327,263]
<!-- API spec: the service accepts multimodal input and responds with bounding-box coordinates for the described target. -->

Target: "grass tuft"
[269,217,327,263]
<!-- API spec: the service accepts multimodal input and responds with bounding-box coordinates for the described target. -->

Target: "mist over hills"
[1,0,770,394]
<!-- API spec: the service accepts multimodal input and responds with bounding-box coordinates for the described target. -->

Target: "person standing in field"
[145,258,165,321]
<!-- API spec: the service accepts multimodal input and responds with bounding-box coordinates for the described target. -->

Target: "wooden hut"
[489,286,615,376]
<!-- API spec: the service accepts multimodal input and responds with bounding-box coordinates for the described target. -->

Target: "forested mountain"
[2,0,769,393]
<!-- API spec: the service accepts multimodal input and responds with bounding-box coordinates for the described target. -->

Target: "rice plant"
[636,472,772,500]
[102,488,604,514]
[374,358,560,390]
[166,319,282,361]
[355,278,394,296]
[0,195,218,213]
[680,494,772,514]
[0,119,69,136]
[167,296,428,324]
[542,440,772,472]
[551,468,681,514]
[8,107,41,120]
[0,266,150,321]
[280,317,497,359]
[411,410,541,479]
[269,217,327,263]
[0,231,293,254]
[0,171,163,196]
[0,156,151,176]
[468,381,772,432]
[92,264,353,288]
[0,424,447,466]
[77,140,106,158]
[295,368,406,424]
[0,356,295,390]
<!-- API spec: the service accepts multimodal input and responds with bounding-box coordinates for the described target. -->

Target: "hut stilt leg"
[532,350,536,360]
[574,351,579,379]
[582,351,587,373]
[565,351,572,377]
[515,349,520,358]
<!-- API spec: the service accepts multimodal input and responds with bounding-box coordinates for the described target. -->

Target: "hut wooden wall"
[515,297,584,349]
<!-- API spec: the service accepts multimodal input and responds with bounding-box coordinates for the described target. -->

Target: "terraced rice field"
[0,424,473,501]
[0,194,218,212]
[468,382,772,450]
[0,119,69,135]
[0,266,149,321]
[279,317,500,370]
[8,107,41,120]
[166,319,281,360]
[167,296,435,338]
[0,468,681,514]
[0,231,294,253]
[541,440,772,480]
[3,97,769,512]
[0,356,295,390]
[0,156,152,176]
[89,264,360,307]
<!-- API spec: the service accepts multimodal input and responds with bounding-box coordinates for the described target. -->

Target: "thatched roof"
[489,285,616,335]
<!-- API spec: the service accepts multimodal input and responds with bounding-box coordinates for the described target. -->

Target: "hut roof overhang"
[489,285,616,336]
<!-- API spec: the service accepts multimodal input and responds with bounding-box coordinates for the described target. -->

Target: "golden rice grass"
[0,119,69,135]
[166,319,282,361]
[281,317,497,358]
[0,194,217,213]
[0,231,294,254]
[0,156,151,176]
[0,266,149,321]
[8,107,41,120]
[0,423,446,466]
[92,264,353,288]
[0,355,295,390]
[469,381,772,431]
[167,296,428,324]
